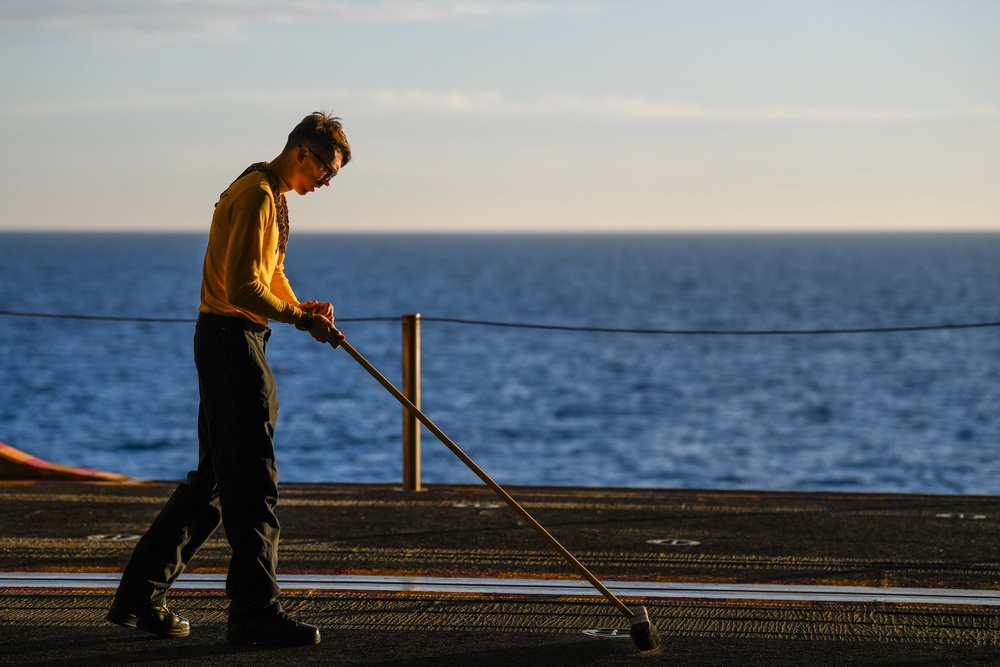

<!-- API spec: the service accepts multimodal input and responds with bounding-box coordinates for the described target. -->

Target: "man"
[107,112,350,647]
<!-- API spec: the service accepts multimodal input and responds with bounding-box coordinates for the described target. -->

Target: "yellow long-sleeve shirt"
[199,169,303,326]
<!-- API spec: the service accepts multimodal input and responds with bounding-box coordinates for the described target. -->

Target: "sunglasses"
[304,147,338,181]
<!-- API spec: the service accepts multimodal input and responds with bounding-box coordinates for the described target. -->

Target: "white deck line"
[3,572,1000,607]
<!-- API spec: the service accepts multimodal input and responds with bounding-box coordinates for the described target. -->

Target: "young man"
[107,112,350,647]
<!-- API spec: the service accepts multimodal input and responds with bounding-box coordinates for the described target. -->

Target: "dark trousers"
[114,313,281,611]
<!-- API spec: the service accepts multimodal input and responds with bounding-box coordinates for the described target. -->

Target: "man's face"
[292,146,342,196]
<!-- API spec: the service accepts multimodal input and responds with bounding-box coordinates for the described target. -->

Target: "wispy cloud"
[3,88,997,124]
[0,1,591,40]
[357,90,1000,123]
[0,92,282,116]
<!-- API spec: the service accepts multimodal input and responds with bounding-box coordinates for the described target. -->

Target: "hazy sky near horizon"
[1,1,998,233]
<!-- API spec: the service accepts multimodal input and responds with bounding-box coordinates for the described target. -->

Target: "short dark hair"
[285,112,351,166]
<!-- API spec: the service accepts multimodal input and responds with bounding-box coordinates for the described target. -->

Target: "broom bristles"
[629,606,663,655]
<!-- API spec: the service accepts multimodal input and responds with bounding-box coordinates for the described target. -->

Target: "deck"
[2,480,999,665]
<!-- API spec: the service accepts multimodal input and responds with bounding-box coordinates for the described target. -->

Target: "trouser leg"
[113,403,223,607]
[196,324,282,609]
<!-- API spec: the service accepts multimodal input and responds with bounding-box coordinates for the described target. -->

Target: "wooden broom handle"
[337,339,633,618]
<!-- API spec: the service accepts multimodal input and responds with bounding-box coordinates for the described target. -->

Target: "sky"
[1,1,998,233]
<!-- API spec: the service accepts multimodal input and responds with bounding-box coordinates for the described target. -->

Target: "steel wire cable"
[2,309,999,335]
[419,316,1000,335]
[0,310,397,324]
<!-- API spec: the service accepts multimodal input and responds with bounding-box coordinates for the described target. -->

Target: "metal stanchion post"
[402,313,422,491]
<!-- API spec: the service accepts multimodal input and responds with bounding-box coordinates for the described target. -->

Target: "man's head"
[286,112,351,167]
[277,112,352,195]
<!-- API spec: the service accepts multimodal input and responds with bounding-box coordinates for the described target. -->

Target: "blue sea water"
[1,232,999,494]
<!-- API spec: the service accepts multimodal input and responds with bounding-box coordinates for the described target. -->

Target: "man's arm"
[270,261,300,307]
[223,187,302,324]
[222,184,344,346]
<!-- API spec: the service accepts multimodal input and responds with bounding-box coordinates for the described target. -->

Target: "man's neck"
[265,152,294,194]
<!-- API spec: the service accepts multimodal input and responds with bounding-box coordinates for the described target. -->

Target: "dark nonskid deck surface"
[2,480,1000,665]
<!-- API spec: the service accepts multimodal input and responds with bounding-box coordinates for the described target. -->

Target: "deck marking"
[3,572,1000,607]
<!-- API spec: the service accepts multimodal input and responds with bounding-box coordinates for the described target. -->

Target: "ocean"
[1,232,999,494]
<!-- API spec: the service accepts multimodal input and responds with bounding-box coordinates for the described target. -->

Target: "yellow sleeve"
[224,185,303,324]
[270,259,300,306]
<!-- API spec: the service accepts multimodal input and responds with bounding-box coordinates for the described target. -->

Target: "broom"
[337,339,663,655]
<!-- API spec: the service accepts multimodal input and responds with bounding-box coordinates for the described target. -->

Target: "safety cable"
[0,310,396,325]
[2,309,999,336]
[419,317,1000,335]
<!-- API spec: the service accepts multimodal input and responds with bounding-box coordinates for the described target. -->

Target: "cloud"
[0,1,591,40]
[0,92,282,116]
[3,88,997,124]
[354,90,1000,123]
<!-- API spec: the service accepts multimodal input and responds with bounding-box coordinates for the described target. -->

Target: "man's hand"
[307,313,346,348]
[298,300,334,321]
[298,300,344,347]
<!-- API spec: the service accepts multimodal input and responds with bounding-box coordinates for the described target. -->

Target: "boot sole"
[107,609,191,638]
[226,628,321,646]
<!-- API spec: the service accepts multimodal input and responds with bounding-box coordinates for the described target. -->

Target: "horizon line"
[3,228,998,236]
